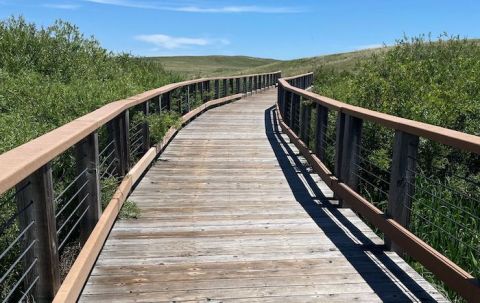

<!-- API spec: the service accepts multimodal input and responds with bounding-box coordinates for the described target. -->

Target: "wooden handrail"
[1,71,280,302]
[0,71,281,195]
[277,72,480,302]
[282,71,314,81]
[279,77,480,154]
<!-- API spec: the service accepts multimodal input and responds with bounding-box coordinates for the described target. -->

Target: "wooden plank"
[276,91,477,302]
[77,89,446,303]
[53,92,248,303]
[0,72,280,195]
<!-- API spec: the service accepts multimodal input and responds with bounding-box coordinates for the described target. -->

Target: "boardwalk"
[79,89,446,302]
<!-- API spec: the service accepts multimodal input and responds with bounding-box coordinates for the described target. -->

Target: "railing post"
[236,78,240,94]
[304,105,312,147]
[222,79,227,97]
[293,94,301,133]
[177,89,182,114]
[315,104,329,160]
[334,112,346,183]
[141,101,150,152]
[193,84,197,103]
[155,95,162,113]
[164,92,171,111]
[340,115,363,192]
[16,164,60,302]
[229,79,234,95]
[214,80,219,99]
[283,90,292,128]
[288,93,295,129]
[277,84,283,113]
[74,132,101,245]
[299,100,307,141]
[206,81,211,101]
[107,110,130,176]
[386,130,419,254]
[186,86,190,112]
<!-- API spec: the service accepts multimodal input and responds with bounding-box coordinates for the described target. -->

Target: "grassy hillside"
[239,48,387,77]
[150,48,386,78]
[148,55,277,78]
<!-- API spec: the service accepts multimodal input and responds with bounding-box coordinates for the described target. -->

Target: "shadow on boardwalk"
[264,105,438,302]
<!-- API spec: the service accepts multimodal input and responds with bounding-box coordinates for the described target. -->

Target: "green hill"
[150,47,387,78]
[148,55,278,78]
[239,48,387,77]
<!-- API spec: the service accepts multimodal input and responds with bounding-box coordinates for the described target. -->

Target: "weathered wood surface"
[79,89,446,302]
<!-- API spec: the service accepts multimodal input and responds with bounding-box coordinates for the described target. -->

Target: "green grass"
[148,48,386,78]
[239,48,387,77]
[147,55,277,78]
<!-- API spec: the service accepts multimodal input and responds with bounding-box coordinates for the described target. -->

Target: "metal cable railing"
[277,72,480,302]
[0,183,37,303]
[0,71,281,302]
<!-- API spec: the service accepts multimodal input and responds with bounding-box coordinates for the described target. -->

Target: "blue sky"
[1,0,479,59]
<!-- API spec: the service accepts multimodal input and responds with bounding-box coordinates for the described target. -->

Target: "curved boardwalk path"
[79,89,446,302]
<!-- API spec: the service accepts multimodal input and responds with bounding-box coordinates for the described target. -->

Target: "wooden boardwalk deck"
[79,89,447,302]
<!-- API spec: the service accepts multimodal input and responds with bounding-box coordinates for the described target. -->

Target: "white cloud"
[43,3,81,9]
[175,5,302,13]
[85,0,155,9]
[85,0,303,13]
[135,34,229,50]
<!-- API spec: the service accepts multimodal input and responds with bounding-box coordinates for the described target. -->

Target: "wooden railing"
[0,71,281,303]
[277,72,480,302]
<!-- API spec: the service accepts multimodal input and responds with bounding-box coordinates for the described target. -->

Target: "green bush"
[0,16,182,154]
[313,34,480,302]
[0,16,182,301]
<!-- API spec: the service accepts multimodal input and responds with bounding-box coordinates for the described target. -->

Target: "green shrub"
[313,34,480,302]
[0,16,182,154]
[0,16,182,300]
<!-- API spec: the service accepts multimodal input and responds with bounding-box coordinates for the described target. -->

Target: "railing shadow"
[264,105,438,302]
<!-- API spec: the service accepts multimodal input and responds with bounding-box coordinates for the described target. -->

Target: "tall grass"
[313,34,480,302]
